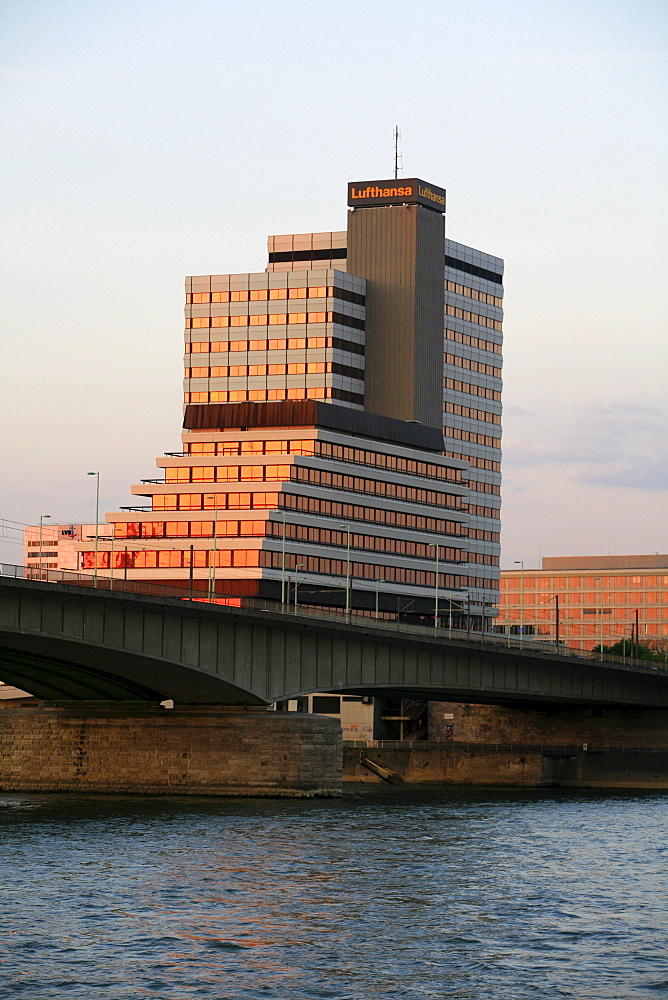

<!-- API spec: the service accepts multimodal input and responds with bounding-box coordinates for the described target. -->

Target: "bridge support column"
[0,704,342,797]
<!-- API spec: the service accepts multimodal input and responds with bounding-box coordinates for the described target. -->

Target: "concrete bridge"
[1,576,667,709]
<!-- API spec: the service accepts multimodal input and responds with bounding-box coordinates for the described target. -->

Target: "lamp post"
[595,576,604,661]
[375,578,382,619]
[428,543,439,630]
[38,514,51,579]
[280,511,287,609]
[87,472,100,587]
[339,523,351,617]
[205,495,219,602]
[514,560,524,643]
[294,562,305,614]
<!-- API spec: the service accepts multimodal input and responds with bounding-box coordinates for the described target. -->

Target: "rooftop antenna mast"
[393,125,402,179]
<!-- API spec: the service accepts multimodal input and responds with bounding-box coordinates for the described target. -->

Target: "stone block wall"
[343,745,545,786]
[0,705,342,797]
[428,702,668,747]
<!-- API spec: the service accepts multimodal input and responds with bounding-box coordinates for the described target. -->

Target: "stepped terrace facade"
[78,177,504,626]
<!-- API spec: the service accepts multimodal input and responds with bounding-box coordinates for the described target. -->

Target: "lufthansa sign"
[347,178,446,213]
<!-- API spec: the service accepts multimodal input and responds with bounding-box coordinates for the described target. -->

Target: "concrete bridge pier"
[0,703,343,798]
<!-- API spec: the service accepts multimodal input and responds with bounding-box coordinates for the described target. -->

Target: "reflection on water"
[0,787,666,999]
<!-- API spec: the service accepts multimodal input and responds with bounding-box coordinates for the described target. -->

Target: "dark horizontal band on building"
[268,249,349,264]
[183,401,445,452]
[444,255,503,286]
[267,248,503,287]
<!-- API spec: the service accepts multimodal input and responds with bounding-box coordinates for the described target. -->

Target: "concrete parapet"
[0,705,342,797]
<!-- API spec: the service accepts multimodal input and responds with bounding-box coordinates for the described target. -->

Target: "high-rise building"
[77,178,504,626]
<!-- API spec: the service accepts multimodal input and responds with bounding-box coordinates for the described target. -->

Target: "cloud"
[502,402,667,491]
[503,404,535,417]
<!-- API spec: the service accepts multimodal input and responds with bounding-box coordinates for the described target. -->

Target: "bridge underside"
[0,645,163,702]
[0,633,266,705]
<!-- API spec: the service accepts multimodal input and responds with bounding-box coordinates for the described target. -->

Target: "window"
[312,696,341,715]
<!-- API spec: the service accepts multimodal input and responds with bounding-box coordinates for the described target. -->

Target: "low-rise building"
[498,555,668,652]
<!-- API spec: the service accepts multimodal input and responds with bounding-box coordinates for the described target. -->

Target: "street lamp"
[205,495,219,602]
[595,576,604,661]
[375,577,382,619]
[38,514,51,578]
[339,523,351,617]
[428,543,439,630]
[294,562,305,614]
[87,472,100,587]
[514,560,524,643]
[280,511,287,609]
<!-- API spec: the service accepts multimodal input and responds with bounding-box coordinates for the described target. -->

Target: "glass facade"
[497,560,668,651]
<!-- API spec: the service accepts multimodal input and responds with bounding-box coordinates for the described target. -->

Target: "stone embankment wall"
[0,706,342,797]
[344,745,544,786]
[428,702,668,747]
[343,745,668,789]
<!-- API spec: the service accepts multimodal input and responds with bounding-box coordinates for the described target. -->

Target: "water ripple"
[0,788,666,999]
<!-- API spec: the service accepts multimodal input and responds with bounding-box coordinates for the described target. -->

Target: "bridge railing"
[346,740,668,753]
[1,562,665,674]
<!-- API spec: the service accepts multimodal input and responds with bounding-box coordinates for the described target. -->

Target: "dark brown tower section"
[346,179,445,429]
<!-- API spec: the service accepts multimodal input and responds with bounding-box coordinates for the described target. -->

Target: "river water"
[0,788,666,1000]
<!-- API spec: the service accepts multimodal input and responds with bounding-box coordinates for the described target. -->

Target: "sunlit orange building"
[498,555,668,652]
[72,177,504,626]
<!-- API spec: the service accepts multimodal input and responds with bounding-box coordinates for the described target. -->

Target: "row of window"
[186,337,365,356]
[444,354,502,378]
[26,550,58,558]
[445,451,501,473]
[261,550,465,589]
[113,520,267,539]
[501,591,668,604]
[81,550,262,570]
[502,576,668,588]
[187,311,365,331]
[143,490,467,538]
[445,281,503,308]
[187,285,365,306]
[80,547,491,590]
[444,378,502,402]
[152,492,280,511]
[316,441,461,483]
[111,521,466,562]
[292,466,464,509]
[444,402,501,425]
[468,503,501,520]
[184,362,363,380]
[445,305,502,331]
[467,481,501,496]
[469,528,501,542]
[445,329,502,356]
[164,465,291,484]
[469,553,500,566]
[501,601,668,614]
[184,438,461,486]
[186,439,316,457]
[281,493,466,538]
[265,522,465,562]
[185,388,365,405]
[27,540,60,547]
[444,427,501,450]
[181,439,459,484]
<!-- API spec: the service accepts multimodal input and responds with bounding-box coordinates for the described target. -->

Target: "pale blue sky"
[1,0,666,567]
